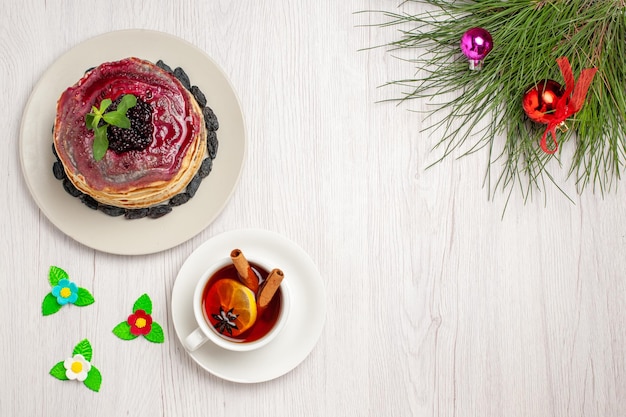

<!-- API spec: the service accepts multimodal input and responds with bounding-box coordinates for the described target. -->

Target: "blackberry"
[108,97,154,153]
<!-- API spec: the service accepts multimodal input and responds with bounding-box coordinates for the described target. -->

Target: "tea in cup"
[184,249,290,352]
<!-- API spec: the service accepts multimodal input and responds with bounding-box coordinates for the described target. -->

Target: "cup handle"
[184,327,208,351]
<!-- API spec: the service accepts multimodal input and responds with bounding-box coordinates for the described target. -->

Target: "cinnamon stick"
[258,268,284,309]
[230,249,259,293]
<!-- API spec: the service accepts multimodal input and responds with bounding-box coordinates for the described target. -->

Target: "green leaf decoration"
[83,366,102,392]
[116,94,137,113]
[112,322,138,340]
[85,113,96,129]
[144,322,165,344]
[90,110,102,130]
[72,339,93,362]
[48,266,68,286]
[74,287,95,307]
[99,98,112,113]
[103,112,130,128]
[133,293,152,314]
[49,361,69,380]
[42,293,62,316]
[92,125,109,161]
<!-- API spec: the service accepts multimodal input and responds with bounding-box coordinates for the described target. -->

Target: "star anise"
[212,306,238,335]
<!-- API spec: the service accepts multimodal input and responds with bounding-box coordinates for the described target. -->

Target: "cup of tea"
[184,253,290,352]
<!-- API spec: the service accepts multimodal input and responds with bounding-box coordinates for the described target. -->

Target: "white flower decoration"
[63,354,91,381]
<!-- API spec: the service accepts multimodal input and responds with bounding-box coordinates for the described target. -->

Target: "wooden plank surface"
[0,1,624,416]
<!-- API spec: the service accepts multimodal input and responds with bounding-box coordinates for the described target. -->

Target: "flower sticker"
[42,266,94,316]
[64,354,91,381]
[52,279,78,305]
[50,339,102,392]
[112,294,165,343]
[127,309,153,336]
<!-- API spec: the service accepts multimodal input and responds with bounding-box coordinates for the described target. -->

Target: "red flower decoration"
[127,309,153,336]
[538,57,597,154]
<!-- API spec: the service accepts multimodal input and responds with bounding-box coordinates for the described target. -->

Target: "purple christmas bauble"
[460,27,493,70]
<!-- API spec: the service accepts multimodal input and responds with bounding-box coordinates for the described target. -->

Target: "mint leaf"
[92,114,102,129]
[116,94,137,114]
[99,98,112,113]
[92,125,109,161]
[145,322,165,343]
[103,112,130,128]
[74,288,95,307]
[73,339,93,362]
[133,293,152,314]
[84,366,102,392]
[49,266,69,286]
[50,361,69,380]
[112,322,137,340]
[42,293,62,316]
[85,113,96,129]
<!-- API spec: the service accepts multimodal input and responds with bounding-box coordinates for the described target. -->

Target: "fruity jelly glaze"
[53,57,202,191]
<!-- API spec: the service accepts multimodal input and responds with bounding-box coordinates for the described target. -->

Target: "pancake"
[53,57,209,212]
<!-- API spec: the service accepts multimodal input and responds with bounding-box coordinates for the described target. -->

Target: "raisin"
[190,85,207,107]
[202,106,219,131]
[98,205,125,217]
[169,193,190,206]
[125,208,149,220]
[207,131,218,159]
[174,67,191,90]
[156,60,173,74]
[62,179,82,197]
[80,195,99,210]
[52,162,66,180]
[147,205,172,219]
[198,157,213,178]
[186,175,202,198]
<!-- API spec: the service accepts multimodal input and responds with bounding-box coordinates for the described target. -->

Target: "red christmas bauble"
[522,80,565,123]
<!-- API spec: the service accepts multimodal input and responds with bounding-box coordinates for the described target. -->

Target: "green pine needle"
[365,0,626,200]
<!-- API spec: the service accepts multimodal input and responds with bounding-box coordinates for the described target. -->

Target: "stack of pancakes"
[53,57,207,209]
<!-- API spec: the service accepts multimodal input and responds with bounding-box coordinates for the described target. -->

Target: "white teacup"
[184,257,290,352]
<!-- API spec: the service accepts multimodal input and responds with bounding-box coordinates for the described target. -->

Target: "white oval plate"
[19,30,246,255]
[171,229,326,383]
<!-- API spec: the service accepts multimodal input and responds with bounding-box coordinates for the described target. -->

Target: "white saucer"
[171,229,326,383]
[19,30,246,255]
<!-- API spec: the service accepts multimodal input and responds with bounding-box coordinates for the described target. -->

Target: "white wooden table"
[1,1,625,416]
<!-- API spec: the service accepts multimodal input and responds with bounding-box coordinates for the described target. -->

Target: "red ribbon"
[539,57,597,154]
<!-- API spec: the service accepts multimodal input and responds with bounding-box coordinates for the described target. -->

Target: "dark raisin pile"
[108,97,154,153]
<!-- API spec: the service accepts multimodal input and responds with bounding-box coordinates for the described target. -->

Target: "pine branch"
[368,0,626,199]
